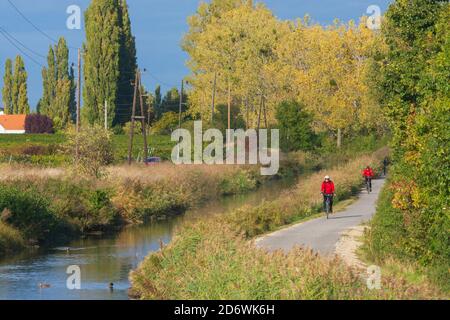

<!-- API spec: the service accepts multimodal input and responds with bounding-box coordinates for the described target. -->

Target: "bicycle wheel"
[325,200,330,219]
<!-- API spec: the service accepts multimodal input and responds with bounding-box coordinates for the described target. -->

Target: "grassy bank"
[129,149,444,299]
[129,148,445,300]
[0,222,25,255]
[0,157,307,256]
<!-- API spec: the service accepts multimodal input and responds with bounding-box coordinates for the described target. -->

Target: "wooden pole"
[227,80,231,131]
[257,95,263,131]
[178,79,184,130]
[263,96,267,128]
[211,72,217,125]
[138,71,148,162]
[127,69,139,165]
[104,100,108,130]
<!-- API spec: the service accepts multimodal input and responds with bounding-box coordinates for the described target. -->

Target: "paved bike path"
[255,178,385,256]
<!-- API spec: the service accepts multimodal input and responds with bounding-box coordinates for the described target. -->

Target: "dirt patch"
[335,225,367,270]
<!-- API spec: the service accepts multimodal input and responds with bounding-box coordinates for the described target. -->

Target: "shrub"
[123,121,143,136]
[151,112,181,135]
[219,170,258,195]
[25,114,54,134]
[0,185,60,242]
[0,222,25,254]
[65,125,114,178]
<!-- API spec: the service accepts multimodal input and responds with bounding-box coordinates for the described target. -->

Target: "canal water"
[0,178,296,300]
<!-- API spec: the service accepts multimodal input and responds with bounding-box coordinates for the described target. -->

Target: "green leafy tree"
[375,0,446,160]
[83,0,137,128]
[154,85,162,118]
[160,87,180,115]
[369,0,449,284]
[83,0,121,127]
[2,59,13,114]
[151,111,182,135]
[40,38,74,130]
[17,84,29,114]
[11,55,29,114]
[116,0,137,126]
[276,101,316,152]
[40,46,56,115]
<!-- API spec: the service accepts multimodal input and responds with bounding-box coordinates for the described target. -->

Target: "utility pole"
[128,70,139,165]
[138,73,148,162]
[104,100,108,130]
[178,79,184,130]
[128,69,149,165]
[211,72,217,125]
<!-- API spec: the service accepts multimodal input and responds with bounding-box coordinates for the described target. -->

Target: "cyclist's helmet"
[324,175,330,180]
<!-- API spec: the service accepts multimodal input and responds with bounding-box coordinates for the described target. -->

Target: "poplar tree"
[11,55,29,114]
[40,46,56,116]
[116,0,137,125]
[17,83,30,114]
[83,0,121,127]
[83,0,137,127]
[40,37,74,129]
[2,59,13,114]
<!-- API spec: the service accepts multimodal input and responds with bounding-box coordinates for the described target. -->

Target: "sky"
[0,0,392,110]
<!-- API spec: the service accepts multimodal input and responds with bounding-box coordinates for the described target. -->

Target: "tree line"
[368,0,449,285]
[183,0,386,147]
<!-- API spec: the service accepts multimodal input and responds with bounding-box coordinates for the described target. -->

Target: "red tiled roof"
[0,115,26,130]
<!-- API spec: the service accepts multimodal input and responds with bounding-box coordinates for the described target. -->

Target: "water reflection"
[0,178,295,300]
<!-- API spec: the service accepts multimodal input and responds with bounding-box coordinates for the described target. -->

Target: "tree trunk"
[227,80,231,130]
[337,128,342,148]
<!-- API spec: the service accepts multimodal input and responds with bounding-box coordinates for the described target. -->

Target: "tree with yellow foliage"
[183,0,383,147]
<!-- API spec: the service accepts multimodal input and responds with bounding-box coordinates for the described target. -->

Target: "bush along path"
[255,178,385,255]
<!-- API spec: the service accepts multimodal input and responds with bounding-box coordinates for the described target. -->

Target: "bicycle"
[365,177,372,194]
[323,194,333,219]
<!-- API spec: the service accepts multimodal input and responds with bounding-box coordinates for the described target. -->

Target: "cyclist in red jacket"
[362,166,374,192]
[321,175,335,213]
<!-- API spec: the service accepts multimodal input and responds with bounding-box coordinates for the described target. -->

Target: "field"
[0,134,176,166]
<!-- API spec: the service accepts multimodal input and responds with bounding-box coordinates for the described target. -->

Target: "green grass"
[0,222,26,255]
[0,134,176,165]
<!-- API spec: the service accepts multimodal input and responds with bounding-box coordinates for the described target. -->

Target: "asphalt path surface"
[256,178,385,256]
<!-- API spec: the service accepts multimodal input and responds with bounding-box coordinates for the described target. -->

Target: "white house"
[0,114,26,134]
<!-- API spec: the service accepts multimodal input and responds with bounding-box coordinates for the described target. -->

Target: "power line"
[143,71,178,88]
[7,0,80,50]
[0,26,47,59]
[0,29,44,67]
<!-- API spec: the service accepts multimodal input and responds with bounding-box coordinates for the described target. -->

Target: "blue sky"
[0,0,392,109]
